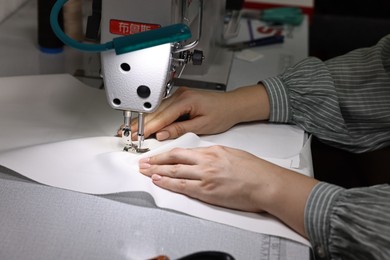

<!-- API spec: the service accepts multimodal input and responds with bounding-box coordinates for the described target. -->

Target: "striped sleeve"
[304,182,390,259]
[262,34,390,153]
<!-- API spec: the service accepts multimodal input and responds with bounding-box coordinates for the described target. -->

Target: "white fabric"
[0,74,310,246]
[0,133,309,246]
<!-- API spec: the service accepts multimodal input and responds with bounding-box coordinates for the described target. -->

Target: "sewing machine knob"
[192,49,204,65]
[137,85,151,98]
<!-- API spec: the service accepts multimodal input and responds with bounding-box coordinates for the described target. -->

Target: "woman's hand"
[139,145,318,237]
[140,145,276,212]
[119,84,270,141]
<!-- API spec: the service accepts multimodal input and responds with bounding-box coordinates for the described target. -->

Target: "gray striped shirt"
[262,34,390,259]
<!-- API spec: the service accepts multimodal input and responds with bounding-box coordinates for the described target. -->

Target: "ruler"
[260,235,282,260]
[259,234,311,260]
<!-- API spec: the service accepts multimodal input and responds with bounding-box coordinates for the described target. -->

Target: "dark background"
[309,0,390,188]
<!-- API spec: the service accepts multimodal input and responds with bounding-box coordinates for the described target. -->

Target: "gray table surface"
[0,167,309,260]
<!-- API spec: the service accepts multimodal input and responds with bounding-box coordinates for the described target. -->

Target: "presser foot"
[121,129,150,153]
[123,143,150,153]
[135,146,150,153]
[121,113,150,153]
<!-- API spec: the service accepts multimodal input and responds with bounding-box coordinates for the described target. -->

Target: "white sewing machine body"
[100,0,231,113]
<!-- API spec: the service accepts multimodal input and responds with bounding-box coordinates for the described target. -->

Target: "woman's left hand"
[139,145,318,237]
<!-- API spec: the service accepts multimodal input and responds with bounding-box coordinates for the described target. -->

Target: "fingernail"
[139,157,150,163]
[139,162,151,169]
[139,158,150,168]
[156,131,170,140]
[152,174,162,181]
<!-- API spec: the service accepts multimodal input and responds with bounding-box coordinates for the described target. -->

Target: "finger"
[129,109,177,140]
[117,124,123,136]
[155,121,188,140]
[140,163,201,180]
[144,115,181,139]
[150,174,202,199]
[155,116,209,140]
[141,147,201,166]
[129,109,184,140]
[143,91,195,139]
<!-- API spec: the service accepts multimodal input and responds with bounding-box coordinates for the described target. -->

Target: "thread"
[38,0,64,53]
[63,0,84,41]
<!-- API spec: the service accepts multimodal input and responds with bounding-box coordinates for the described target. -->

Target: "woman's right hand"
[122,84,270,141]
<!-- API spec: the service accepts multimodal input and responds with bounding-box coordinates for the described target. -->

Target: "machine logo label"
[110,19,161,35]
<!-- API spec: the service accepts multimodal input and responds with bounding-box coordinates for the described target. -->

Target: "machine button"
[192,49,204,65]
[137,85,151,98]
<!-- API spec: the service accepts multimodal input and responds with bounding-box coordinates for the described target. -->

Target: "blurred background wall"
[0,0,29,23]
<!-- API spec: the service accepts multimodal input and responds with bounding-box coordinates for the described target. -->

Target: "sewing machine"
[50,0,241,152]
[99,0,241,152]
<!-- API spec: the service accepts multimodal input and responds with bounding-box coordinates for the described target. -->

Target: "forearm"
[260,166,318,237]
[226,84,270,124]
[238,155,319,238]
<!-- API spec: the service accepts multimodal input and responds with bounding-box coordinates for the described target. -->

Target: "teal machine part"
[50,0,192,54]
[261,7,304,26]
